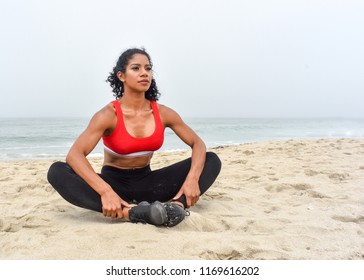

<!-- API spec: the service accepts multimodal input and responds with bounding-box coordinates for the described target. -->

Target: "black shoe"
[129,201,168,226]
[162,203,187,227]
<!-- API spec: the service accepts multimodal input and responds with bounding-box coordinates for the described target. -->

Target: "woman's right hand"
[101,189,131,219]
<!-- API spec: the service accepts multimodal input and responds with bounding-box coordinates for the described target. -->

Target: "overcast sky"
[1,0,363,118]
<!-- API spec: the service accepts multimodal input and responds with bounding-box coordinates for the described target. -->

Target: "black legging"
[47,152,221,212]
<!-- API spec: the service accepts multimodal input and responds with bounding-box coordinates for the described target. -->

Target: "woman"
[47,48,221,227]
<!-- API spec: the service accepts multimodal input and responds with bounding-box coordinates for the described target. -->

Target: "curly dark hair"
[106,48,160,101]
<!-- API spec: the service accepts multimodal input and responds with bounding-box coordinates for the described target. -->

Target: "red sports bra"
[102,100,165,158]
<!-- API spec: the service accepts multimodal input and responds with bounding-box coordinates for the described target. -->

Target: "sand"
[0,138,363,260]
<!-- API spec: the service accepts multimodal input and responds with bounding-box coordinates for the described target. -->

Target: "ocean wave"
[1,117,364,160]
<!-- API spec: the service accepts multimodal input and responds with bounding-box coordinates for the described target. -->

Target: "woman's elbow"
[66,146,85,165]
[193,136,206,151]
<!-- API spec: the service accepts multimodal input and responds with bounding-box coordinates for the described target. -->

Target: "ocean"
[0,117,363,160]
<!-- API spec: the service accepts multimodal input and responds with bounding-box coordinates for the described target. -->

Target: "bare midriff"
[103,149,153,169]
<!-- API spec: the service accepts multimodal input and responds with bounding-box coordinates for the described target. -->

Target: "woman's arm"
[66,105,131,218]
[160,105,206,208]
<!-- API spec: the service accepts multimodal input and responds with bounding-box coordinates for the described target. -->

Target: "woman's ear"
[117,71,125,83]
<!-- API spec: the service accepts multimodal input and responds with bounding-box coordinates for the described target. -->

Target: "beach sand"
[0,138,363,260]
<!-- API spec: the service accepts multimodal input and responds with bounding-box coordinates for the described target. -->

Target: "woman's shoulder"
[156,102,173,113]
[88,101,118,129]
[157,103,175,117]
[97,101,118,118]
[157,103,183,127]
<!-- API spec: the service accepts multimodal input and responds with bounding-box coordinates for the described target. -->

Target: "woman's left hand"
[173,178,201,208]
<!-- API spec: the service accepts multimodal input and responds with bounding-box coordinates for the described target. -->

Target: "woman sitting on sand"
[47,48,221,227]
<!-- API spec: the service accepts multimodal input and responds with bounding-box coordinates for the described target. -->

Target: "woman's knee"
[206,151,222,176]
[47,161,70,186]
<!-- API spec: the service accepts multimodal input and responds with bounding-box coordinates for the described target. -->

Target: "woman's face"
[118,54,152,93]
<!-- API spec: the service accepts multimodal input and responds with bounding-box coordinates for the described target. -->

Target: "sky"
[1,0,363,119]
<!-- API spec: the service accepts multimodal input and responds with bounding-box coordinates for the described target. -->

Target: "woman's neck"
[120,94,150,112]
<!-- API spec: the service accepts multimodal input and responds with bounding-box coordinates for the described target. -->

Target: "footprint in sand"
[328,173,350,182]
[265,183,312,193]
[2,214,52,233]
[307,190,331,199]
[229,159,248,165]
[290,183,312,191]
[264,206,281,214]
[204,191,233,201]
[304,169,320,176]
[16,184,38,192]
[182,214,230,232]
[331,215,364,224]
[305,170,351,182]
[3,222,22,233]
[23,216,51,229]
[0,176,12,182]
[268,177,279,181]
[200,247,290,260]
[246,175,260,181]
[265,183,329,199]
[199,249,244,260]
